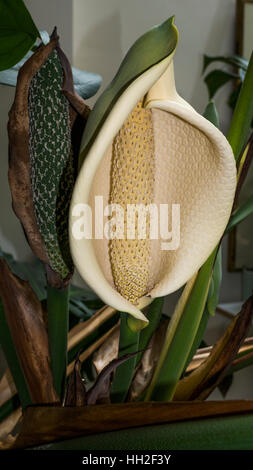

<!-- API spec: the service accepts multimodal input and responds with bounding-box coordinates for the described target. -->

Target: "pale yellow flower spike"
[109,99,155,305]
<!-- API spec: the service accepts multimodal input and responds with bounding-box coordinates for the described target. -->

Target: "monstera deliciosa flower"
[70,17,237,324]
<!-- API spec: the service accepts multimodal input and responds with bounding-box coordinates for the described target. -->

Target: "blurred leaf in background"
[0,247,104,325]
[0,0,40,71]
[202,53,252,128]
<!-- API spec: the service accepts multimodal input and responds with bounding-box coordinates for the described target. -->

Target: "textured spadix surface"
[70,18,236,322]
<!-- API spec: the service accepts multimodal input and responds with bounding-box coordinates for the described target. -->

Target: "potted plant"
[0,0,253,451]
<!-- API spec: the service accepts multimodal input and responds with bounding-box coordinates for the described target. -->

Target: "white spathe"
[69,58,237,324]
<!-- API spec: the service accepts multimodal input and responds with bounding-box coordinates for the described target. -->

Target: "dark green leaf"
[0,47,33,86]
[204,69,239,99]
[69,303,91,321]
[203,54,248,74]
[69,286,101,298]
[203,100,219,127]
[110,313,140,403]
[47,286,69,400]
[70,298,93,315]
[136,298,164,365]
[0,0,40,70]
[227,85,241,109]
[226,195,253,232]
[227,52,253,161]
[207,247,222,316]
[235,132,253,202]
[229,347,253,374]
[69,285,104,320]
[183,305,210,372]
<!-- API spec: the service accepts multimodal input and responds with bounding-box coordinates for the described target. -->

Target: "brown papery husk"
[10,400,253,449]
[0,258,59,404]
[128,318,169,401]
[8,29,89,289]
[64,355,87,407]
[174,295,253,401]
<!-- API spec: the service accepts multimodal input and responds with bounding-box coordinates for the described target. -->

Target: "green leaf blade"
[203,54,248,74]
[110,313,140,403]
[226,194,253,232]
[0,0,40,71]
[203,100,219,127]
[204,69,239,99]
[47,286,70,400]
[227,51,253,161]
[207,247,222,316]
[136,298,164,365]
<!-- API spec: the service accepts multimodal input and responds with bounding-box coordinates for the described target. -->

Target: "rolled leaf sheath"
[70,18,236,323]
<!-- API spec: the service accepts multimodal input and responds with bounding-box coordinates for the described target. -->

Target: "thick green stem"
[136,298,164,366]
[47,285,69,400]
[227,51,253,161]
[110,313,140,403]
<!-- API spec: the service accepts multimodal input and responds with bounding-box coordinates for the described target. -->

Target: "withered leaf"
[174,295,253,401]
[129,318,169,401]
[0,258,59,404]
[13,400,253,449]
[64,354,87,407]
[86,351,140,405]
[8,29,89,289]
[92,326,120,375]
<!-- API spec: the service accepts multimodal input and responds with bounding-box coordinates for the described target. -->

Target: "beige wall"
[73,0,235,132]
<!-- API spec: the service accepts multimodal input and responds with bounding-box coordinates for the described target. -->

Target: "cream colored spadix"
[70,54,236,325]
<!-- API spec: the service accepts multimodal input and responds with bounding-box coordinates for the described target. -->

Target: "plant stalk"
[110,313,140,403]
[47,285,69,400]
[227,51,253,161]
